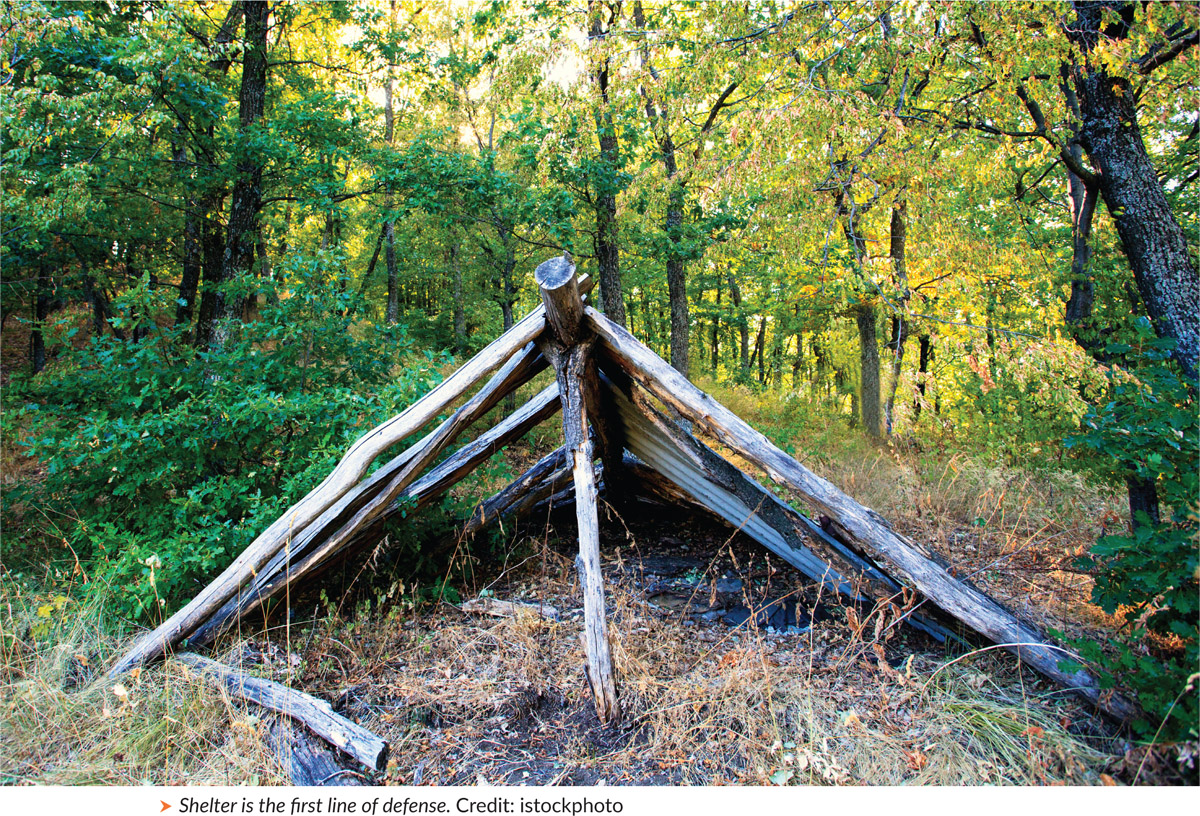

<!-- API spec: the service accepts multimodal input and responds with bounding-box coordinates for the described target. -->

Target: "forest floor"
[2,360,1196,786]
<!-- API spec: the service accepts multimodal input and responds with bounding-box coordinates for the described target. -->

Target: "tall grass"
[0,573,285,784]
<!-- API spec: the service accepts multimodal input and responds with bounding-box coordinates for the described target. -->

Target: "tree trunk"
[194,194,226,349]
[751,315,766,384]
[384,221,399,324]
[856,305,882,438]
[914,333,932,421]
[208,0,268,352]
[589,8,626,327]
[175,145,203,329]
[770,324,783,389]
[30,263,50,374]
[1063,151,1101,352]
[497,223,517,331]
[792,328,803,389]
[1060,142,1162,529]
[813,335,828,398]
[355,224,386,304]
[711,274,721,373]
[1125,474,1161,529]
[837,188,880,436]
[384,1,400,325]
[1069,2,1199,381]
[883,200,909,434]
[727,271,749,376]
[450,239,466,353]
[665,180,689,377]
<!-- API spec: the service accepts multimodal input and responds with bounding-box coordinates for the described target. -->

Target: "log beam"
[460,446,572,538]
[557,341,620,723]
[536,259,620,723]
[189,382,562,647]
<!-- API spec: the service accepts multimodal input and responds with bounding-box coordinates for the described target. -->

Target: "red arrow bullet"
[161,803,172,813]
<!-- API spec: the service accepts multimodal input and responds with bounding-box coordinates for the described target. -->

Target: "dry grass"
[0,575,288,785]
[2,517,1137,787]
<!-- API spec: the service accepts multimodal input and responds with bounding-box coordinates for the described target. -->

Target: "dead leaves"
[903,748,928,771]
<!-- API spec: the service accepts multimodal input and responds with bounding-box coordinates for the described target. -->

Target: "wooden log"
[189,382,562,647]
[586,307,1137,722]
[461,597,560,621]
[556,341,620,723]
[459,446,571,538]
[177,652,388,773]
[535,255,583,346]
[388,383,562,518]
[266,716,366,786]
[468,459,575,537]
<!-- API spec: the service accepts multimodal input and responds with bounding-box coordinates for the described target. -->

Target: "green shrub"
[5,274,447,624]
[1064,323,1199,741]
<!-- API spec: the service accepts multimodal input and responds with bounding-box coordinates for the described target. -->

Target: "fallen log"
[266,716,366,786]
[587,306,1137,722]
[177,652,388,774]
[461,597,561,621]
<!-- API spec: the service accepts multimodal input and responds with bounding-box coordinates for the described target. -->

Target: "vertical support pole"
[536,255,621,724]
[561,343,620,723]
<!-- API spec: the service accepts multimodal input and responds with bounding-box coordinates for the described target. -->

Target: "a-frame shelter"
[108,257,1136,726]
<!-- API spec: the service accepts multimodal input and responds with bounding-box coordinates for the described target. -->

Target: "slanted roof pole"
[536,254,621,724]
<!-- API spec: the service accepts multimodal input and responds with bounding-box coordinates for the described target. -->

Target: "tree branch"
[1137,28,1199,74]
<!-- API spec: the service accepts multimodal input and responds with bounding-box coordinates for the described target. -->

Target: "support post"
[536,256,621,724]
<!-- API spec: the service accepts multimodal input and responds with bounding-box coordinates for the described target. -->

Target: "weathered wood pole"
[177,652,388,774]
[536,255,620,723]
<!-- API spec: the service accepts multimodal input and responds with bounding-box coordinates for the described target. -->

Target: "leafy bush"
[5,274,446,623]
[1064,324,1199,741]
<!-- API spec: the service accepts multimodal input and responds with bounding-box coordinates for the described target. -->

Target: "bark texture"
[1069,1,1199,380]
[588,3,627,327]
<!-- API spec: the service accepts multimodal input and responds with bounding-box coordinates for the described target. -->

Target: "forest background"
[1,0,1197,779]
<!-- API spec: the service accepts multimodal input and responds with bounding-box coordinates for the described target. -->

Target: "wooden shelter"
[108,256,1135,745]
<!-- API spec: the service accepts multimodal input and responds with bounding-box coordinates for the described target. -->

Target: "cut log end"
[534,255,576,290]
[537,257,584,347]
